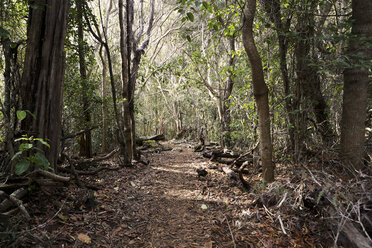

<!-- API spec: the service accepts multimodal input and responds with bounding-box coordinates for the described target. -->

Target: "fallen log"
[202,149,253,167]
[136,134,165,146]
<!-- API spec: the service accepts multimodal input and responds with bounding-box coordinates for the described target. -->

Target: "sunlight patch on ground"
[152,165,196,176]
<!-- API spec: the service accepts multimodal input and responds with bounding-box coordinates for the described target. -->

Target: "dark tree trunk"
[294,1,334,157]
[77,0,92,158]
[262,0,295,153]
[20,0,69,168]
[119,0,134,160]
[242,0,274,182]
[340,0,371,170]
[119,0,155,160]
[220,35,236,148]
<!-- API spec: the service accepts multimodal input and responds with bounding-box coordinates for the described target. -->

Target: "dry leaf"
[204,241,213,248]
[77,233,91,244]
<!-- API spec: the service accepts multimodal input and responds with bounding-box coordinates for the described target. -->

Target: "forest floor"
[4,140,335,247]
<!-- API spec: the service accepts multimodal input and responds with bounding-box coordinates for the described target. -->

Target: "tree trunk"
[99,45,109,153]
[242,0,274,182]
[20,0,69,168]
[221,35,236,148]
[294,1,334,154]
[262,0,295,153]
[77,0,92,158]
[119,0,134,160]
[340,0,371,170]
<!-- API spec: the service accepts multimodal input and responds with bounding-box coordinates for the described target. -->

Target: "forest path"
[17,141,327,247]
[96,141,242,247]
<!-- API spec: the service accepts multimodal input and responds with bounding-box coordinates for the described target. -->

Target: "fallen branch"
[59,165,120,176]
[0,177,32,190]
[61,126,98,140]
[73,148,119,164]
[0,188,28,212]
[278,215,287,235]
[35,170,70,182]
[34,179,64,187]
[0,190,30,220]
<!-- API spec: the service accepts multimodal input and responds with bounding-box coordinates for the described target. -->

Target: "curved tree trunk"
[242,0,274,182]
[340,0,371,170]
[20,0,69,168]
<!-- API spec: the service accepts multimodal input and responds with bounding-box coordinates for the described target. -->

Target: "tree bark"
[262,0,295,153]
[76,0,92,158]
[119,0,134,160]
[294,1,334,154]
[340,0,371,170]
[221,35,236,148]
[20,0,69,168]
[99,45,109,153]
[242,0,274,182]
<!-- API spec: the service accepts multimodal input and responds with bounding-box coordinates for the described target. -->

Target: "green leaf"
[187,12,194,22]
[34,152,50,170]
[19,143,33,152]
[202,1,209,9]
[16,110,27,121]
[0,26,10,38]
[25,110,36,119]
[201,204,208,210]
[15,159,31,175]
[34,138,50,148]
[186,35,192,42]
[11,151,23,161]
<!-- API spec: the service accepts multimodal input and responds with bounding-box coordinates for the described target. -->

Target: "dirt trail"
[97,141,240,247]
[11,141,329,247]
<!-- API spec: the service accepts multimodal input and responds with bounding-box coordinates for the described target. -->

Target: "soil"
[3,141,332,247]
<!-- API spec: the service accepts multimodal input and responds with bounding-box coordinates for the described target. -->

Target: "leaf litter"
[3,141,335,247]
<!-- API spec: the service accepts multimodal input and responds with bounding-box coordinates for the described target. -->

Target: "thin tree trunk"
[119,0,134,160]
[83,0,130,165]
[221,35,236,148]
[262,0,295,153]
[340,0,371,170]
[77,0,92,158]
[99,45,108,153]
[242,0,274,182]
[20,0,69,168]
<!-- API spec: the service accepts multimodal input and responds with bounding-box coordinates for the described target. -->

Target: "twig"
[0,195,68,235]
[278,215,287,235]
[356,200,372,243]
[305,167,322,186]
[277,192,288,208]
[223,214,236,248]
